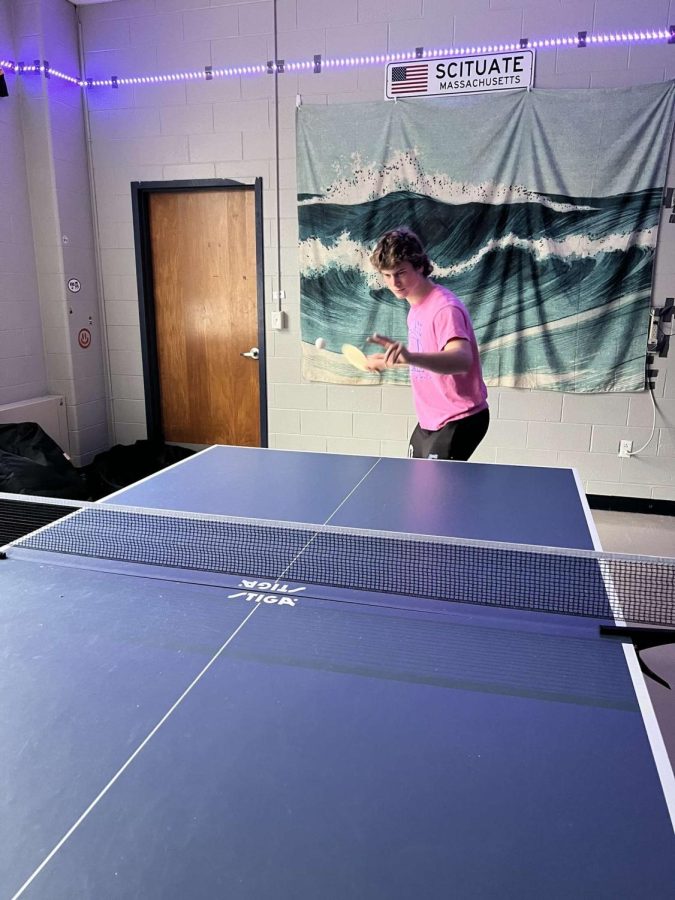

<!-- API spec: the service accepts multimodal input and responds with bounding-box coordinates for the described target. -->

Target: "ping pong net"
[4,495,675,627]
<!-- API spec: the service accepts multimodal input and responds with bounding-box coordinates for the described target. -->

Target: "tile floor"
[591,510,675,557]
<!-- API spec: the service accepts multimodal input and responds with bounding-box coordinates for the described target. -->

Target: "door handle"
[240,347,260,360]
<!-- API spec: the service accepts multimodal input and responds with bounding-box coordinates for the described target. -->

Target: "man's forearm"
[406,348,472,375]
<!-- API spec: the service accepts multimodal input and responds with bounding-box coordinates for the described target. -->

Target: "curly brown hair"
[369,228,433,277]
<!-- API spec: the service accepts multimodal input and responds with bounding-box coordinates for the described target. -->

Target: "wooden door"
[146,186,264,446]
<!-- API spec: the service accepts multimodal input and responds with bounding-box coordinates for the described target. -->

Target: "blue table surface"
[2,446,674,898]
[107,445,597,549]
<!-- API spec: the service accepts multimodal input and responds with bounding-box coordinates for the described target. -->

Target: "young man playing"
[367,228,489,461]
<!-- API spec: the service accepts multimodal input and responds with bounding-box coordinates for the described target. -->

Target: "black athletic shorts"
[408,408,490,461]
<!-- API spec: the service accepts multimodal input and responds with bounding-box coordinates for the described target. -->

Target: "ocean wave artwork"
[297,85,675,392]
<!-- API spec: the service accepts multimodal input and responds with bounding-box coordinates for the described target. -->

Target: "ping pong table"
[2,444,675,898]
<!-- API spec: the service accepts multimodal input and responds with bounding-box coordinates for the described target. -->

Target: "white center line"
[11,601,261,900]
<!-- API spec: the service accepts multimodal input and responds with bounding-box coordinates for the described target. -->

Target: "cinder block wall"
[0,0,48,406]
[0,0,110,464]
[3,0,674,496]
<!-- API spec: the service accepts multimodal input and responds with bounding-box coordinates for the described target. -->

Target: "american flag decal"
[390,63,429,95]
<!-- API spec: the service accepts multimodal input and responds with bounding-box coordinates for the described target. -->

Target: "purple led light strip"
[0,27,672,90]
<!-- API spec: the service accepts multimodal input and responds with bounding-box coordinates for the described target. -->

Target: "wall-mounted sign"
[68,278,81,293]
[385,49,535,99]
[78,328,91,349]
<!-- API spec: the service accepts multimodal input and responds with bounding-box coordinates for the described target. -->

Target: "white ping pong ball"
[315,337,326,349]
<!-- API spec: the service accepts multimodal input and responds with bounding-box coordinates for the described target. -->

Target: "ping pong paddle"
[341,344,370,372]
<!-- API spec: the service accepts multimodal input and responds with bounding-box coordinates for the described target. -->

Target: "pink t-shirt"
[407,284,488,431]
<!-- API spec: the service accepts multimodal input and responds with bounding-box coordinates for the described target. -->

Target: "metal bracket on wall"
[659,298,674,357]
[664,187,674,223]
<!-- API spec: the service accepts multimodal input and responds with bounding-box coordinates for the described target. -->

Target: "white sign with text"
[385,49,535,99]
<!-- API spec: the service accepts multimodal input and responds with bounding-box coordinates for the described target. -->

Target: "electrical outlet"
[271,310,286,330]
[618,440,633,458]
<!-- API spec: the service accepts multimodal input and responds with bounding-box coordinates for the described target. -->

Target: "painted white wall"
[0,0,110,464]
[6,0,675,497]
[0,0,48,406]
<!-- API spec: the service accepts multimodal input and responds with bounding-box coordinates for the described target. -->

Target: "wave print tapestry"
[296,82,675,391]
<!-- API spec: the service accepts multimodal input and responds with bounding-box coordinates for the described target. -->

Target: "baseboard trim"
[587,494,675,516]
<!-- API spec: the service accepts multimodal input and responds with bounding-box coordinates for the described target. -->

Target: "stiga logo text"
[227,578,305,607]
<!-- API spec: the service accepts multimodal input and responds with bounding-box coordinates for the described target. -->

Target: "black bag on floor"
[84,439,195,498]
[0,422,89,500]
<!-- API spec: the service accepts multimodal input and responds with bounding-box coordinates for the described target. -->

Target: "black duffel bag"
[84,439,194,498]
[0,422,88,499]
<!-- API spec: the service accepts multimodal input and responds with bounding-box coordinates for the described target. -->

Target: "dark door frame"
[130,178,268,446]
